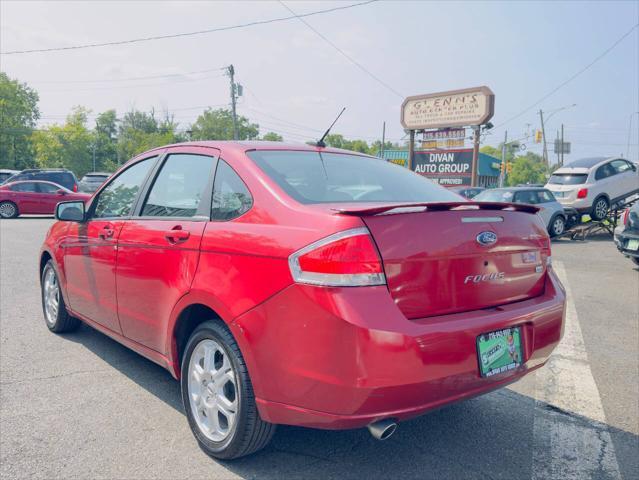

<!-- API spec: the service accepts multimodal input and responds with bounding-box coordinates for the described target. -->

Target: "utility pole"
[500,130,507,188]
[539,109,548,166]
[555,130,560,166]
[226,65,239,140]
[380,121,386,158]
[560,123,565,166]
[408,130,415,171]
[471,125,481,187]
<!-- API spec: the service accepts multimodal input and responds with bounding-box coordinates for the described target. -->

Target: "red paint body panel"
[116,219,206,352]
[40,141,566,432]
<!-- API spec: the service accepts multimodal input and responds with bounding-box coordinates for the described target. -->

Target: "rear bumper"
[231,270,566,430]
[617,230,639,258]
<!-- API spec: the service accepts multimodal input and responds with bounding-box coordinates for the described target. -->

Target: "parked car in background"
[0,169,20,184]
[40,141,565,459]
[79,172,111,193]
[474,187,568,237]
[545,157,639,220]
[615,202,639,266]
[4,168,79,193]
[450,186,485,199]
[0,180,90,218]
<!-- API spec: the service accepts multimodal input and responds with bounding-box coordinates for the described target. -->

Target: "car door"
[9,182,40,213]
[35,182,67,214]
[63,156,158,333]
[116,146,218,352]
[610,160,639,200]
[593,162,617,200]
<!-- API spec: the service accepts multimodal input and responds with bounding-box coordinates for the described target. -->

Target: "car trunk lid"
[336,202,549,319]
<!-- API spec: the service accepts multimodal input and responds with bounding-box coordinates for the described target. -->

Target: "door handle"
[165,227,190,244]
[99,226,115,239]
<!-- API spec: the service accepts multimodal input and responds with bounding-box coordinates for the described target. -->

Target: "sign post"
[400,86,494,186]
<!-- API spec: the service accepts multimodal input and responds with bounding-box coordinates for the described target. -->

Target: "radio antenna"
[316,107,346,147]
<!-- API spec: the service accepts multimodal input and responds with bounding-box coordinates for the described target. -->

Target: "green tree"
[117,109,183,162]
[261,131,283,142]
[32,106,94,176]
[506,152,549,186]
[190,108,258,141]
[0,72,40,169]
[323,133,372,154]
[92,109,118,172]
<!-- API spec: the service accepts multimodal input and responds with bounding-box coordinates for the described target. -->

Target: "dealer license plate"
[477,327,523,377]
[626,239,639,251]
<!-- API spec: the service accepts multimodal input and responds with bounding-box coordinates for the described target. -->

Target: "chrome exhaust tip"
[367,419,398,440]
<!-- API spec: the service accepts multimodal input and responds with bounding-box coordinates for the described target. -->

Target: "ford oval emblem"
[476,231,497,246]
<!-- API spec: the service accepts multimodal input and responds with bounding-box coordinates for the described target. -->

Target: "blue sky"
[1,0,638,162]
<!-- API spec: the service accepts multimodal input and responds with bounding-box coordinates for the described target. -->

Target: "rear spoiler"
[333,202,540,216]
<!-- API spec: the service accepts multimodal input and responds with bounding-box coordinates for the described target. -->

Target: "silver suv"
[545,157,639,220]
[474,187,568,237]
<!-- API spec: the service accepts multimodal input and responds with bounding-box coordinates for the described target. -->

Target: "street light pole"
[627,112,639,160]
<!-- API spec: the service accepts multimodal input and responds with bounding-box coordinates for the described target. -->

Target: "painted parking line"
[532,262,621,479]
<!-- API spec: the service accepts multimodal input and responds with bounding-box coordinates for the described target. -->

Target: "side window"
[211,160,253,221]
[10,182,37,192]
[93,157,156,218]
[141,154,215,218]
[595,163,615,181]
[537,190,554,203]
[611,160,632,174]
[37,183,61,193]
[514,191,537,204]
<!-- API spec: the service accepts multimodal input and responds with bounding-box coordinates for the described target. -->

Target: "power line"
[1,1,378,55]
[495,23,639,129]
[29,67,226,85]
[277,1,403,99]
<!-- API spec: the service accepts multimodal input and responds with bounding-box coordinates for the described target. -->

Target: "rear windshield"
[247,150,460,204]
[474,190,514,202]
[548,173,588,185]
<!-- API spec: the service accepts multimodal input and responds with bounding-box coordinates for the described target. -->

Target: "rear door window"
[211,160,253,220]
[595,163,616,181]
[537,190,555,203]
[514,191,538,204]
[37,182,63,193]
[248,150,459,204]
[10,182,38,192]
[548,173,588,185]
[141,154,216,218]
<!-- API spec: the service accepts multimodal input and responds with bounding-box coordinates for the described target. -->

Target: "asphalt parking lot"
[1,218,637,480]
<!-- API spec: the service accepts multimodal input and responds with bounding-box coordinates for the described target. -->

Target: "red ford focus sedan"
[0,180,90,218]
[40,142,565,459]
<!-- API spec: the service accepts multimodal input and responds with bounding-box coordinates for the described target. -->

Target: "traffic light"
[500,160,506,175]
[534,130,542,144]
[506,162,513,174]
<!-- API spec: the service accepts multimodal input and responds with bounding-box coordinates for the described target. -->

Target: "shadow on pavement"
[63,322,638,480]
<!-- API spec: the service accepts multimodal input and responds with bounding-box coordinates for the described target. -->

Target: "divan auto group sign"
[413,149,473,186]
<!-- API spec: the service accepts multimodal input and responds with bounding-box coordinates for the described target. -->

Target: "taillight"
[621,208,630,226]
[577,188,588,199]
[73,184,78,192]
[289,228,386,287]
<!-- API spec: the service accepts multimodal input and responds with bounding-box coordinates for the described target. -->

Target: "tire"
[632,257,639,267]
[549,215,566,238]
[181,320,275,460]
[41,260,80,333]
[0,201,18,219]
[591,197,609,221]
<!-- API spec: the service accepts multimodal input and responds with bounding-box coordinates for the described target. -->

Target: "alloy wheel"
[43,267,60,326]
[0,202,16,218]
[553,217,565,236]
[594,199,608,219]
[188,339,238,442]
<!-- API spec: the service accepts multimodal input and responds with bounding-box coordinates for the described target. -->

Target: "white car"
[545,157,639,220]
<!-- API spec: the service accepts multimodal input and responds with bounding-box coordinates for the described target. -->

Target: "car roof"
[4,179,66,188]
[20,168,73,173]
[136,140,373,159]
[83,172,111,176]
[562,157,611,169]
[489,186,548,192]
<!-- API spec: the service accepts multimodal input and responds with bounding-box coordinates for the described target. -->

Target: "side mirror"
[56,200,85,222]
[56,189,66,195]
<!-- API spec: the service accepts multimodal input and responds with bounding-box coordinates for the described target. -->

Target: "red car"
[40,142,566,459]
[0,180,90,218]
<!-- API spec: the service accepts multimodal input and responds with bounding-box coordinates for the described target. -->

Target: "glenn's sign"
[413,149,473,186]
[401,87,495,130]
